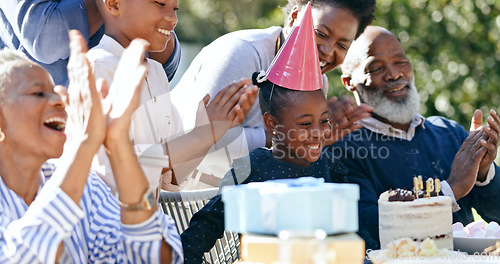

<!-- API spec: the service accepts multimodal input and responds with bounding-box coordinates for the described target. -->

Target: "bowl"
[453,236,500,254]
[367,249,463,264]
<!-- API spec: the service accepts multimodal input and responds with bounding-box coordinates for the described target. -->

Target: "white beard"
[356,78,420,124]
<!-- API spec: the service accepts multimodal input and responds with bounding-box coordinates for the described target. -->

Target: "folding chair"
[159,188,240,264]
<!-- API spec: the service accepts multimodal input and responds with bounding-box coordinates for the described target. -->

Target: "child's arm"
[167,80,258,185]
[173,38,270,152]
[181,195,226,263]
[181,156,252,262]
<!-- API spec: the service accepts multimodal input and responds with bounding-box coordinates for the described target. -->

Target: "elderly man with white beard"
[329,26,500,250]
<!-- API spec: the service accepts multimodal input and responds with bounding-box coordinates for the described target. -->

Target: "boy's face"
[116,0,178,51]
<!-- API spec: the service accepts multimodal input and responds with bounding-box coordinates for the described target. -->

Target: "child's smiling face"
[267,90,331,167]
[113,0,178,51]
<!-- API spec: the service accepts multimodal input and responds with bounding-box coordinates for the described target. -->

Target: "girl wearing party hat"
[171,0,376,189]
[180,4,350,262]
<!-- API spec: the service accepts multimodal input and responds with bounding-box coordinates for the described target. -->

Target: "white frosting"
[378,190,453,249]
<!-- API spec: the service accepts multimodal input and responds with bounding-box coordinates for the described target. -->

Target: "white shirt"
[86,35,183,193]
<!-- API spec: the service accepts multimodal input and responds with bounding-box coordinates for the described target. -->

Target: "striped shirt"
[0,163,183,263]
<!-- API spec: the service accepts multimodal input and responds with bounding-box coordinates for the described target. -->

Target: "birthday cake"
[378,178,453,249]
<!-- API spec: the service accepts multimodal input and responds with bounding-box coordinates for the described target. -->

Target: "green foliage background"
[175,0,500,128]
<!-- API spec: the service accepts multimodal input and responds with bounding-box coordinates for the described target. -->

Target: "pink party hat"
[266,2,322,91]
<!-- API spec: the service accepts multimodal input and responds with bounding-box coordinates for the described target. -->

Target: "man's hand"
[470,109,500,182]
[447,129,488,200]
[325,96,373,145]
[470,109,483,131]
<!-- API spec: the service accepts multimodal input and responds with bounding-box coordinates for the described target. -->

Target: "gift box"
[221,177,359,235]
[240,232,365,264]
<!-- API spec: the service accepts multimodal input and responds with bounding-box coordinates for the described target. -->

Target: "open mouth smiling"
[156,28,172,37]
[44,117,66,131]
[385,82,408,96]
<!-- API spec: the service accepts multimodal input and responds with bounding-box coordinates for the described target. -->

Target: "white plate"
[367,249,465,264]
[453,236,500,254]
[384,258,500,264]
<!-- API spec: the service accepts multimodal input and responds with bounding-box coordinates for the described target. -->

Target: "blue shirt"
[330,116,500,250]
[181,147,348,263]
[0,163,183,263]
[0,0,181,86]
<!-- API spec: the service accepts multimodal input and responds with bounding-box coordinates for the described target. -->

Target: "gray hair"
[0,49,35,99]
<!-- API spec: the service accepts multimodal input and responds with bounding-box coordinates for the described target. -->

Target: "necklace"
[143,71,166,146]
[145,72,157,102]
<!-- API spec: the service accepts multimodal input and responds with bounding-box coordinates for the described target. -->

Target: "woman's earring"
[271,130,277,147]
[0,128,5,142]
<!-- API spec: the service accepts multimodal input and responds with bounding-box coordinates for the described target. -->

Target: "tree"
[176,0,286,44]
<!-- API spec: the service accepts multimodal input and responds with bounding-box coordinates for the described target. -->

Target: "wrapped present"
[221,177,359,235]
[240,232,365,264]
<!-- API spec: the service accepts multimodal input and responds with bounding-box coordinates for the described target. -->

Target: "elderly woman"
[0,31,182,263]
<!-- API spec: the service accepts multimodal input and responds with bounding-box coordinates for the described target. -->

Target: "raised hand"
[447,129,488,200]
[52,30,107,206]
[66,30,106,148]
[234,83,258,124]
[198,79,257,142]
[470,109,483,131]
[104,39,149,143]
[325,96,373,145]
[475,109,500,181]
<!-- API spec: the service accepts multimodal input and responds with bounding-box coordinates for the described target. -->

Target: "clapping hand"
[448,108,500,200]
[448,129,488,200]
[52,30,109,207]
[325,96,373,145]
[469,109,500,181]
[197,79,258,142]
[102,39,149,144]
[66,30,106,149]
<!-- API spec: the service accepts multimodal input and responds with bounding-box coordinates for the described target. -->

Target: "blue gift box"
[221,177,359,235]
